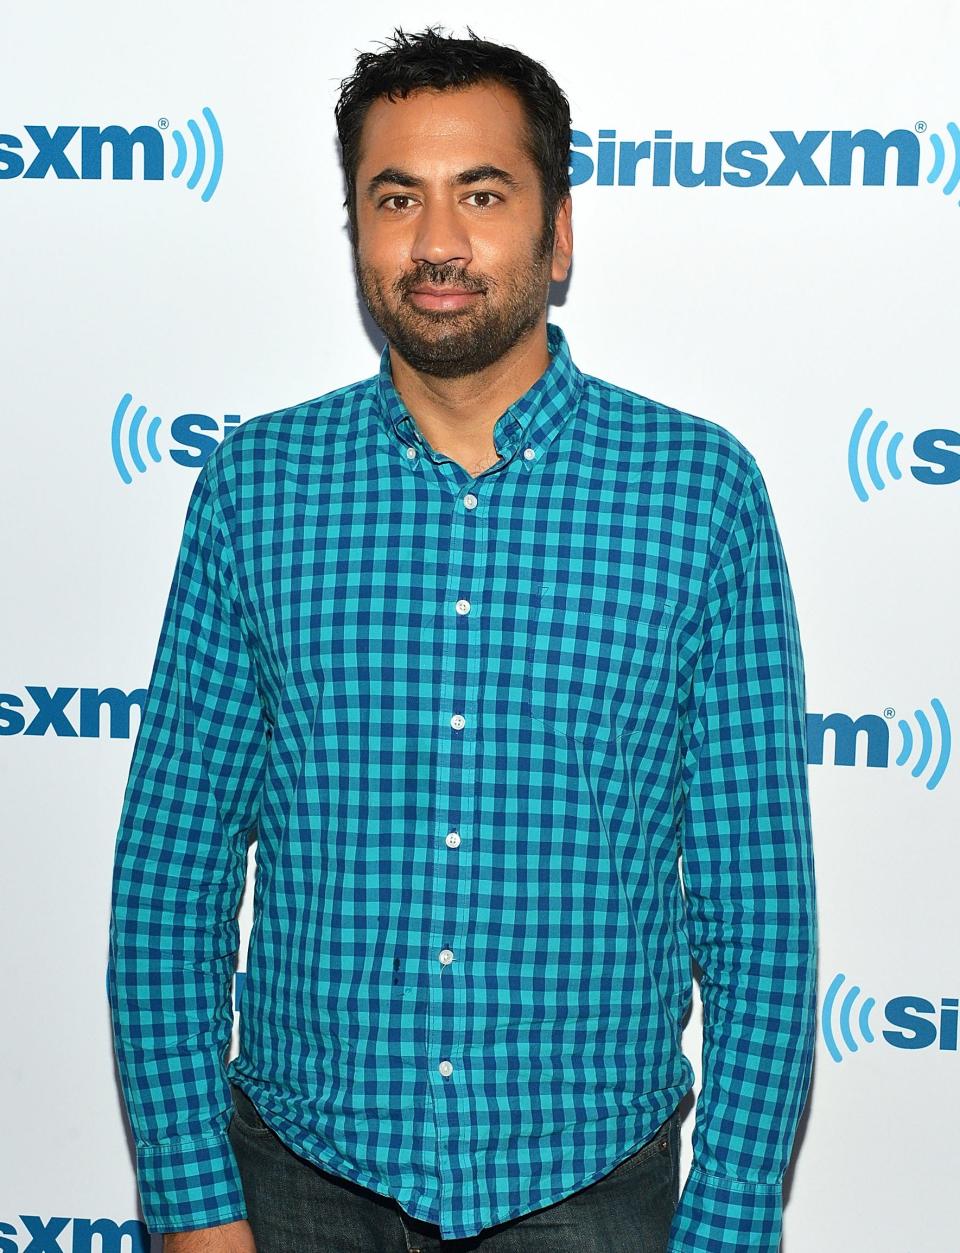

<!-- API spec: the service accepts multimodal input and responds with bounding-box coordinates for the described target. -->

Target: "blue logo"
[0,687,146,738]
[926,120,960,200]
[0,107,223,201]
[822,972,959,1061]
[848,407,960,499]
[821,973,876,1062]
[570,122,960,205]
[807,699,951,790]
[111,393,243,481]
[167,107,223,202]
[0,1215,150,1252]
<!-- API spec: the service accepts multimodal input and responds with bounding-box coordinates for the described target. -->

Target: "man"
[108,25,818,1253]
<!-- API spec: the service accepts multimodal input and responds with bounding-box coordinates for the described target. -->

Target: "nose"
[411,197,473,269]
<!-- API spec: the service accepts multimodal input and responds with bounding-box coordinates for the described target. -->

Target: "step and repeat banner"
[2,2,957,1250]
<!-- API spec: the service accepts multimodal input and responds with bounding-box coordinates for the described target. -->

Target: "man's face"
[352,80,572,379]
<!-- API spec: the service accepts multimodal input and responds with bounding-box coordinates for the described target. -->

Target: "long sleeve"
[668,458,819,1252]
[107,453,270,1234]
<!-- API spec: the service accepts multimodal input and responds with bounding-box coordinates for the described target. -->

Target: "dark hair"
[334,25,572,247]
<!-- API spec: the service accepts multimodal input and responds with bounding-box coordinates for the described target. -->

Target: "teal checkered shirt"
[108,321,818,1249]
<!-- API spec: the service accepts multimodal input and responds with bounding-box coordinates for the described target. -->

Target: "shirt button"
[450,714,465,730]
[455,599,470,615]
[463,493,478,509]
[523,447,535,460]
[445,831,461,847]
[439,949,454,965]
[439,1060,454,1077]
[405,446,417,459]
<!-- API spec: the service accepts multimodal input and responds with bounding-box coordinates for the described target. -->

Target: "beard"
[354,223,554,380]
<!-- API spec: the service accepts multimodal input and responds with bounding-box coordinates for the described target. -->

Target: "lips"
[409,285,480,296]
[407,286,484,311]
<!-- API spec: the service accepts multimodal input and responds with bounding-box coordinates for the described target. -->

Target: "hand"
[162,1218,257,1252]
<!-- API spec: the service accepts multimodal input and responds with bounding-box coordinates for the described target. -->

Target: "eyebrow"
[365,164,522,198]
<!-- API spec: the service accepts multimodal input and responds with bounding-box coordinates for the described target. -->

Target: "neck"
[387,316,551,462]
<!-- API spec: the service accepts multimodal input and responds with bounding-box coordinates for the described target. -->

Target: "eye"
[380,194,416,212]
[464,191,502,208]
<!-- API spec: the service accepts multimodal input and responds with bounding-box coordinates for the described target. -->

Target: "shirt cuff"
[668,1163,782,1252]
[134,1132,248,1234]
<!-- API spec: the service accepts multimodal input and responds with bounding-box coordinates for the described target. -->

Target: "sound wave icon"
[848,407,905,501]
[926,122,960,204]
[169,106,223,203]
[895,698,951,791]
[822,972,876,1063]
[112,392,163,484]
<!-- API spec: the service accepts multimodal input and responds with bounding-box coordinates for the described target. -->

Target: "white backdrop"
[2,2,958,1250]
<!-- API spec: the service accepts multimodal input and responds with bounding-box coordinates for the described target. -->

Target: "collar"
[374,321,584,473]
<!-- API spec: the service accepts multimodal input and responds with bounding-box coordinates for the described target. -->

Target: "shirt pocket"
[523,593,680,745]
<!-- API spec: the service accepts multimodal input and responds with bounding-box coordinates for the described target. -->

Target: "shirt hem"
[232,1077,684,1241]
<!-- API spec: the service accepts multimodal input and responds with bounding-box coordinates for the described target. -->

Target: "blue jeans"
[227,1081,680,1251]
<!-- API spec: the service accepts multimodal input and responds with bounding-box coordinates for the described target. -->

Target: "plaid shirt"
[107,321,818,1249]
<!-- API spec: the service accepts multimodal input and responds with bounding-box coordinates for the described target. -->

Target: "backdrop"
[2,2,957,1250]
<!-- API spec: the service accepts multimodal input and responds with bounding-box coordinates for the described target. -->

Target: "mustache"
[394,264,489,295]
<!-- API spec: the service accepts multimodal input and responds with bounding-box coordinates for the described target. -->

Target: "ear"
[550,194,573,283]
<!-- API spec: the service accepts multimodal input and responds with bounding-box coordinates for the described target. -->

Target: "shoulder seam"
[581,374,755,450]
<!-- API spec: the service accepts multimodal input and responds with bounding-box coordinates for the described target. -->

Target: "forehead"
[357,81,532,173]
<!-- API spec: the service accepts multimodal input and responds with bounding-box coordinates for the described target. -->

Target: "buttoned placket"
[371,325,582,1231]
[387,398,542,1223]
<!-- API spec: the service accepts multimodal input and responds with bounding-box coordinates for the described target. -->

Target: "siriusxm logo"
[0,687,145,739]
[822,972,959,1062]
[0,1215,148,1252]
[807,699,951,791]
[570,121,960,204]
[111,392,242,482]
[848,408,960,500]
[0,107,223,201]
